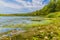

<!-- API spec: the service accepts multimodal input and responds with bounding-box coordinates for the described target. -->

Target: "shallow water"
[0,16,38,33]
[0,16,45,34]
[0,28,22,33]
[0,16,33,27]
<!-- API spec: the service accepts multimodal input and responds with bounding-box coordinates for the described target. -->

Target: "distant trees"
[0,0,60,16]
[31,0,60,16]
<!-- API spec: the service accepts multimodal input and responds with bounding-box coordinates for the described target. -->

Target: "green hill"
[32,0,60,16]
[46,12,60,18]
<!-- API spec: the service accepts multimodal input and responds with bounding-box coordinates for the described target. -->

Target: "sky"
[0,0,49,14]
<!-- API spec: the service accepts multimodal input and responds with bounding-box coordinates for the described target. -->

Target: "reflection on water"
[0,28,22,33]
[0,16,36,33]
[0,16,41,33]
[0,16,33,27]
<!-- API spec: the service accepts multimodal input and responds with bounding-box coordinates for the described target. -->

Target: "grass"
[1,18,60,40]
[12,18,60,40]
[46,12,60,18]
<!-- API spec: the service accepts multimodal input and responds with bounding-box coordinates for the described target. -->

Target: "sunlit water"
[0,16,37,33]
[0,16,33,27]
[0,28,22,33]
[0,16,51,33]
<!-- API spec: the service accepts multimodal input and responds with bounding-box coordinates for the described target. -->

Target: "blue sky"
[0,0,49,14]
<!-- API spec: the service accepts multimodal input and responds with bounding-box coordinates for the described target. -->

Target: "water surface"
[0,16,38,33]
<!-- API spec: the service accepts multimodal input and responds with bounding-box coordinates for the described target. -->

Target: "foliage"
[46,12,60,18]
[32,0,60,16]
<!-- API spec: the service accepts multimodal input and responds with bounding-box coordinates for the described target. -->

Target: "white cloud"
[0,0,23,9]
[0,0,47,13]
[0,0,45,8]
[15,0,32,8]
[15,0,45,8]
[15,0,46,11]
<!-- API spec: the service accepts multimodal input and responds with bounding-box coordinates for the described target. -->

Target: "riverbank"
[0,18,60,40]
